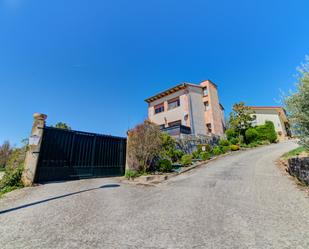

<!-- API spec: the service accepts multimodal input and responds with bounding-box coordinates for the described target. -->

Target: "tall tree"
[285,56,309,148]
[229,102,256,142]
[52,122,71,130]
[0,141,12,168]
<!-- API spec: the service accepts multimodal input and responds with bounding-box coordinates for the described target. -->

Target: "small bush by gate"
[35,127,127,182]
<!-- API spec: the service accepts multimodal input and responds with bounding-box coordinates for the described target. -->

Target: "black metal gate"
[35,127,127,182]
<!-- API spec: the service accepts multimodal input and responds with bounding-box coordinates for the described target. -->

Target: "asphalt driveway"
[0,141,309,249]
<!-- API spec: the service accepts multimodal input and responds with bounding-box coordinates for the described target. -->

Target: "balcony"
[160,124,191,136]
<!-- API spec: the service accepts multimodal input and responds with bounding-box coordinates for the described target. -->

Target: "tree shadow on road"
[0,184,120,215]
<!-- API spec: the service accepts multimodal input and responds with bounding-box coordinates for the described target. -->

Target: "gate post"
[22,113,47,186]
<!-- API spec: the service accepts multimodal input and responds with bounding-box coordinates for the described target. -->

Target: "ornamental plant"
[158,158,173,172]
[200,152,211,161]
[181,154,192,166]
[230,145,240,151]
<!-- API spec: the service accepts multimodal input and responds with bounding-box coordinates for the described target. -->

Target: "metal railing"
[161,124,191,136]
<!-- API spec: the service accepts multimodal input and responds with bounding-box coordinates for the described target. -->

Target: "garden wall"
[176,134,220,154]
[288,157,309,185]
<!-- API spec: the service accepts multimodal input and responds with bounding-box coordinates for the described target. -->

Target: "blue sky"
[0,0,308,145]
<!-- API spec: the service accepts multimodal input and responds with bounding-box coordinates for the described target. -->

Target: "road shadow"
[0,184,120,215]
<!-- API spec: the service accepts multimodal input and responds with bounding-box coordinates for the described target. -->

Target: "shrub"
[200,152,211,161]
[172,150,184,162]
[192,150,200,159]
[219,139,230,147]
[249,142,258,148]
[256,121,277,143]
[230,145,240,151]
[230,137,240,145]
[181,154,192,166]
[124,169,140,179]
[221,146,230,154]
[158,159,173,172]
[127,121,163,173]
[245,128,258,144]
[0,165,24,189]
[0,146,26,194]
[160,133,177,162]
[225,129,237,140]
[197,144,212,152]
[212,146,222,155]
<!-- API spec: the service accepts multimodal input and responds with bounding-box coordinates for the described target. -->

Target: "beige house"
[145,80,225,137]
[249,106,291,140]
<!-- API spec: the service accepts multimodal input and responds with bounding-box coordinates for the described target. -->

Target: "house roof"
[248,106,288,122]
[144,83,202,103]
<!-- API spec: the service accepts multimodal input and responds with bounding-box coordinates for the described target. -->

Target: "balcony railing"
[160,124,191,136]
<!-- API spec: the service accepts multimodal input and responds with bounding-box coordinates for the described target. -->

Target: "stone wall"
[288,157,309,185]
[176,134,220,154]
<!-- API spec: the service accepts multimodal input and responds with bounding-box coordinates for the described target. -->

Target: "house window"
[203,87,208,96]
[154,103,164,114]
[168,97,180,110]
[204,101,210,111]
[168,120,182,127]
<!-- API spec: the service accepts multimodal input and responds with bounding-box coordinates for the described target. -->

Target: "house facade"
[249,106,291,140]
[145,80,225,137]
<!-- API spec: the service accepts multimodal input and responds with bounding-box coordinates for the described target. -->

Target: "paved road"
[1,141,309,249]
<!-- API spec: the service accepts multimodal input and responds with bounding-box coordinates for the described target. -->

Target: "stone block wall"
[288,157,309,185]
[176,134,220,154]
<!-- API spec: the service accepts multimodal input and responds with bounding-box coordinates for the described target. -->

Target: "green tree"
[285,56,309,148]
[229,102,256,143]
[52,122,71,130]
[0,141,12,168]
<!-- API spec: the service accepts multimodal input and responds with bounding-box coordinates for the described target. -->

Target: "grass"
[282,146,308,160]
[0,186,22,198]
[0,167,5,172]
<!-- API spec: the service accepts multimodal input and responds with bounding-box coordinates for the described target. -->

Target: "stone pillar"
[22,113,47,186]
[125,130,131,172]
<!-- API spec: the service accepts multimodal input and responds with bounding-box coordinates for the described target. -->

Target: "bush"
[212,146,222,155]
[230,145,240,151]
[172,150,184,162]
[256,121,277,143]
[124,169,140,179]
[127,121,163,173]
[245,128,258,144]
[225,129,237,140]
[158,159,173,172]
[0,146,26,195]
[249,142,258,148]
[159,133,185,162]
[219,139,230,147]
[230,137,240,145]
[192,150,200,159]
[197,144,212,152]
[221,146,230,154]
[181,154,192,166]
[0,165,24,190]
[200,152,211,161]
